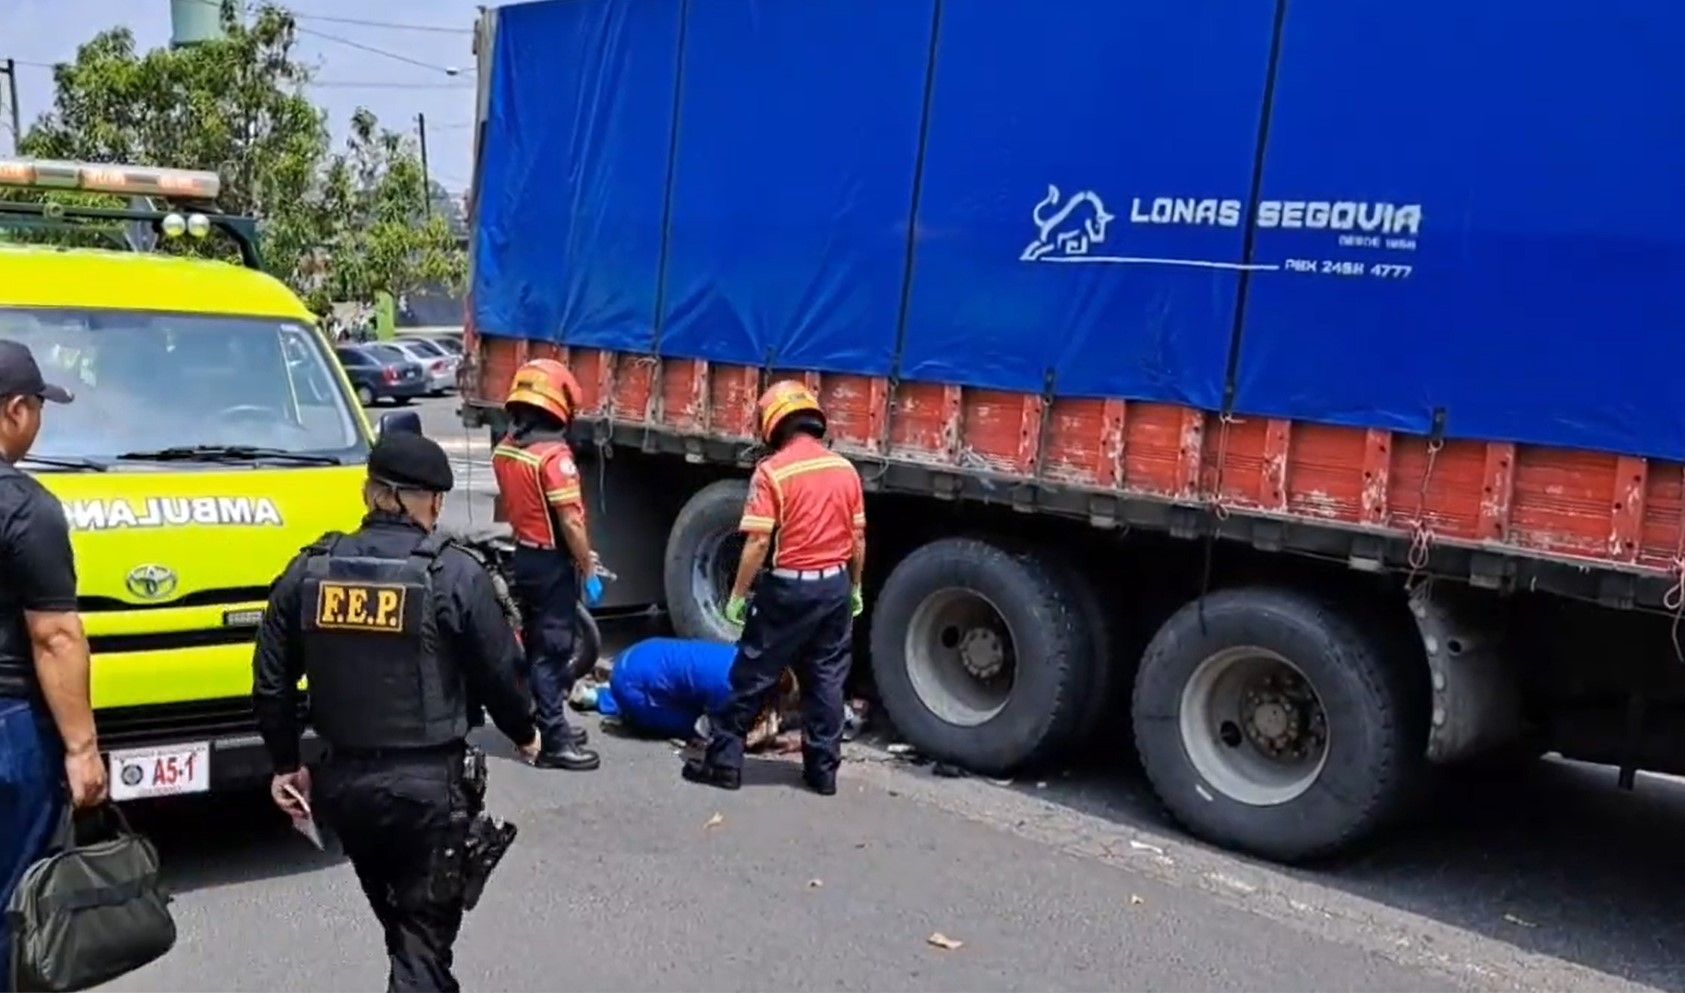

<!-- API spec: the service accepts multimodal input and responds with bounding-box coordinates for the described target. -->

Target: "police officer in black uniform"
[253,430,540,993]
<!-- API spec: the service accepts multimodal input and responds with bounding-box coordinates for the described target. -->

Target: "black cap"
[367,431,455,493]
[0,340,73,404]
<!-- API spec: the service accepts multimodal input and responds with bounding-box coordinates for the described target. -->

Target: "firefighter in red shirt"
[491,359,603,771]
[682,381,866,795]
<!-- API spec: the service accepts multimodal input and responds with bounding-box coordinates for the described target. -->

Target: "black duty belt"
[328,741,465,762]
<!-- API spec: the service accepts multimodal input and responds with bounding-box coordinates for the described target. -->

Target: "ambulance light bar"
[0,157,221,201]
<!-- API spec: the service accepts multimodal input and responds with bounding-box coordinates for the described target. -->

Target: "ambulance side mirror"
[377,411,423,437]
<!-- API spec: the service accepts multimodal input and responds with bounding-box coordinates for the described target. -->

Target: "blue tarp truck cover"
[472,0,1685,461]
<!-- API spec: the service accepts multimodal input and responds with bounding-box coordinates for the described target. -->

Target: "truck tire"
[1056,555,1120,746]
[1003,546,1118,748]
[1132,587,1426,862]
[664,479,750,643]
[870,537,1092,775]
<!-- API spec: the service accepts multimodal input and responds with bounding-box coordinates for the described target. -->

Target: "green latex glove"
[725,594,749,626]
[850,585,865,618]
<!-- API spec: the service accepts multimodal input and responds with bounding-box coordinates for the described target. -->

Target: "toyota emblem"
[125,564,179,601]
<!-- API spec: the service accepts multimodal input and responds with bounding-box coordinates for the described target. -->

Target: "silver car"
[389,337,459,395]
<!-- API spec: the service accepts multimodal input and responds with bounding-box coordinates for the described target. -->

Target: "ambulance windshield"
[0,308,366,464]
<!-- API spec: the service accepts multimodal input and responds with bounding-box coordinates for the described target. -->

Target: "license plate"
[109,742,211,801]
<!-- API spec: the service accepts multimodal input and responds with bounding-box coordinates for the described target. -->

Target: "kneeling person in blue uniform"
[682,381,866,795]
[597,636,796,747]
[253,431,540,993]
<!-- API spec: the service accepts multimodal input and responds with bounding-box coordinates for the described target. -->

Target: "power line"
[309,80,474,90]
[186,0,470,34]
[294,25,470,77]
[177,1,473,74]
[291,12,470,35]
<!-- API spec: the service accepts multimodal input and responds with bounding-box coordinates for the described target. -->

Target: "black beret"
[368,431,455,493]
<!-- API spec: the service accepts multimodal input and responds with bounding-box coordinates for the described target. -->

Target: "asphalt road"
[106,394,1683,991]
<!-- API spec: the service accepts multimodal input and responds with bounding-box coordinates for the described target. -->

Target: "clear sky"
[1,0,492,193]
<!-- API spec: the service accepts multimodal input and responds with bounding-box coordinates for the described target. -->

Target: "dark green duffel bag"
[6,803,176,992]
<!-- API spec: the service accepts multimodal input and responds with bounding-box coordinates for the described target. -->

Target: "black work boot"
[535,744,600,771]
[803,769,837,796]
[681,759,741,791]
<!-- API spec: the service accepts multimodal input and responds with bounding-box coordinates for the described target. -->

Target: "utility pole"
[1,60,20,154]
[416,112,432,219]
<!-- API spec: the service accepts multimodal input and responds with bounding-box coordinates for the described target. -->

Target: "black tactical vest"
[297,530,468,751]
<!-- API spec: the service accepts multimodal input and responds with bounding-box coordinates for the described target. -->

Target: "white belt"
[770,565,845,581]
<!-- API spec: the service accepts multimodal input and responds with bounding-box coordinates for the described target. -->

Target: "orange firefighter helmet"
[504,358,581,424]
[755,379,825,445]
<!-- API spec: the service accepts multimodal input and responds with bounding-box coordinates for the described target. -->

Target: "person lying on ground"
[591,637,794,749]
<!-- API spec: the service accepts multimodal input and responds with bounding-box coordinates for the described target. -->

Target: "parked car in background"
[390,337,458,395]
[335,343,428,406]
[417,333,464,356]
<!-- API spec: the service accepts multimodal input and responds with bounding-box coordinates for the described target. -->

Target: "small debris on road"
[1130,894,1145,906]
[808,879,823,889]
[926,932,964,951]
[841,699,868,741]
[1503,913,1538,928]
[704,812,725,830]
[1035,781,1048,789]
[888,743,931,766]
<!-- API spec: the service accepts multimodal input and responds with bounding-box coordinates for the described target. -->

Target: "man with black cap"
[252,429,541,992]
[0,340,106,989]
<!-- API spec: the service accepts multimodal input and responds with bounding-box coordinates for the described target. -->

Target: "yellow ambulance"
[0,158,402,802]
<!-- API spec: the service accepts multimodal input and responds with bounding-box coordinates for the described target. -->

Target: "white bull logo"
[1020,185,1116,262]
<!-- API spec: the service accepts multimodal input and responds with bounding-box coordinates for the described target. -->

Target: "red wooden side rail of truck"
[460,334,1685,862]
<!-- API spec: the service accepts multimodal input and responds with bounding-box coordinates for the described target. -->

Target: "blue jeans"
[0,697,64,992]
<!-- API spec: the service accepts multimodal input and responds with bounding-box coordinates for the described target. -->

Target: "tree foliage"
[14,2,464,313]
[313,109,466,308]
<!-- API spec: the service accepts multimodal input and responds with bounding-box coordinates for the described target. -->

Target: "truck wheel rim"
[693,527,745,632]
[906,588,1015,727]
[1178,647,1330,806]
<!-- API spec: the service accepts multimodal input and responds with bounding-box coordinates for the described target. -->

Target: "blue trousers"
[703,571,853,780]
[510,546,579,754]
[0,698,64,992]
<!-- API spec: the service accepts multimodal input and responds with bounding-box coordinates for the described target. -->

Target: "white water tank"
[170,0,225,47]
